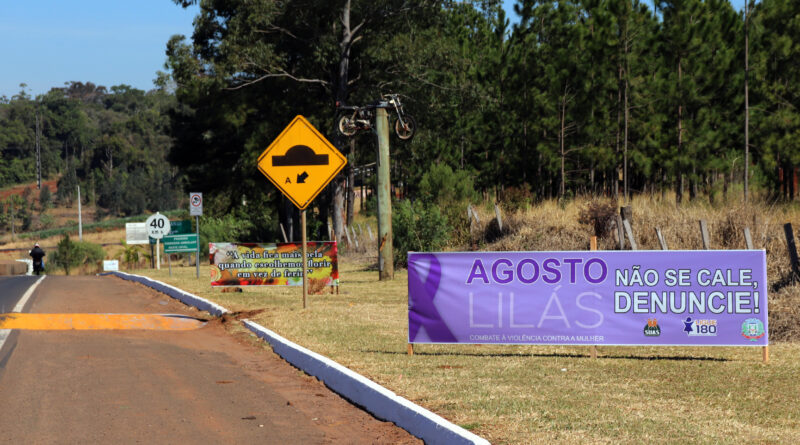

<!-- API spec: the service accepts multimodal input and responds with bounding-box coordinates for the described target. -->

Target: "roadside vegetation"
[134,257,800,444]
[8,191,796,443]
[2,0,800,442]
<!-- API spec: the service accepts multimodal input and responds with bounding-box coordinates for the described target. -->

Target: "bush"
[38,214,55,231]
[121,241,143,269]
[50,234,105,275]
[578,199,617,238]
[418,163,479,205]
[418,164,478,245]
[200,213,255,255]
[499,185,533,212]
[39,186,52,211]
[392,200,449,266]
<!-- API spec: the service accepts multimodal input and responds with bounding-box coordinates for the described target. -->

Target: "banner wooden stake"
[407,343,414,356]
[745,227,768,364]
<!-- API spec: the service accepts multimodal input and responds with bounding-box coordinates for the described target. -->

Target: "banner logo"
[643,318,661,337]
[683,318,718,337]
[741,318,765,341]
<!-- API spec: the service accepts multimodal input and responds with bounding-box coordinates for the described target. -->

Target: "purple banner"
[408,251,768,346]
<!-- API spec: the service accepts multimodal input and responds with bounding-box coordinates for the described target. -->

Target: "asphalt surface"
[0,275,41,373]
[0,275,419,444]
[0,275,39,312]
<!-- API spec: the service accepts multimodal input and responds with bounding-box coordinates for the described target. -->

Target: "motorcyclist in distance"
[30,242,45,275]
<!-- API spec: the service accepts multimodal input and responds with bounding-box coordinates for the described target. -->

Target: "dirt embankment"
[0,179,57,201]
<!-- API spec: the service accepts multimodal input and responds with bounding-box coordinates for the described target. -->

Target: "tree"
[751,0,800,200]
[166,0,447,241]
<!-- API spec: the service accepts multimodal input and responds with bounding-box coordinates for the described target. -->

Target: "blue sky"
[1,1,746,99]
[0,0,197,98]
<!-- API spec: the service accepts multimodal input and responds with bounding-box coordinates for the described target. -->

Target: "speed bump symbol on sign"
[257,115,347,210]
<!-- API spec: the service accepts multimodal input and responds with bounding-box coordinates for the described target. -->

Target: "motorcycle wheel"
[394,114,417,141]
[337,115,358,137]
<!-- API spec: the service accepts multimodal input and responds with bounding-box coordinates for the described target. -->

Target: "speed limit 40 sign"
[146,212,171,239]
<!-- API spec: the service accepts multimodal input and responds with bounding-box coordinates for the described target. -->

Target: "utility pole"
[35,110,42,190]
[744,0,751,203]
[10,200,14,241]
[77,185,83,241]
[375,108,394,280]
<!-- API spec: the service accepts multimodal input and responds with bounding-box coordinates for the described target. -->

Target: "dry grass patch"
[134,259,800,444]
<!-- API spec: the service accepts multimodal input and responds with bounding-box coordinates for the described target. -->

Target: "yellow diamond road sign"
[258,115,347,210]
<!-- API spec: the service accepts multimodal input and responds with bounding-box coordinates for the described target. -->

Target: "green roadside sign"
[163,233,199,253]
[150,219,192,245]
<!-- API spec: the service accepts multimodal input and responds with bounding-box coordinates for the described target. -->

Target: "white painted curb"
[242,320,490,445]
[103,271,229,316]
[105,271,489,444]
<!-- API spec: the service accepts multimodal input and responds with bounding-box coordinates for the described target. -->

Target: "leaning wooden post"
[783,222,800,283]
[656,228,669,250]
[615,214,625,250]
[699,220,710,249]
[467,205,475,249]
[280,223,289,243]
[623,220,638,250]
[376,107,394,280]
[744,227,754,250]
[589,236,598,359]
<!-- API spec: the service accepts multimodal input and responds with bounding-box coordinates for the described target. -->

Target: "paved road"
[0,275,42,369]
[0,275,40,313]
[0,275,418,444]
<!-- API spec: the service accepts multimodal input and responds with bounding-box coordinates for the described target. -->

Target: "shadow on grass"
[363,349,729,362]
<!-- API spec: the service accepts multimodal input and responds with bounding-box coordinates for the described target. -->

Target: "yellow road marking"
[0,313,205,331]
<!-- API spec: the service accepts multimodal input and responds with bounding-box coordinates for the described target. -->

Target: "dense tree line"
[162,0,800,242]
[0,81,181,219]
[3,1,798,245]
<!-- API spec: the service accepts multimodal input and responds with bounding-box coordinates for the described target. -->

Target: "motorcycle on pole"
[336,94,417,141]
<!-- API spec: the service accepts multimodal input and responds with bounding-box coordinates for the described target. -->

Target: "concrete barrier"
[0,261,29,276]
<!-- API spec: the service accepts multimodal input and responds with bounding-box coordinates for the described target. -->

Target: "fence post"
[656,228,668,250]
[783,223,800,282]
[615,214,625,250]
[280,223,289,243]
[468,205,475,235]
[344,224,353,248]
[494,203,503,232]
[744,227,754,250]
[350,225,359,249]
[623,220,638,250]
[699,220,710,249]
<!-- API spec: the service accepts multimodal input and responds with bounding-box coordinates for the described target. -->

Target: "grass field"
[4,193,800,443]
[132,261,800,444]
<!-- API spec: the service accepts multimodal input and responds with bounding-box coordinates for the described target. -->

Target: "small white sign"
[103,260,119,272]
[190,192,203,216]
[145,212,171,239]
[125,223,149,245]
